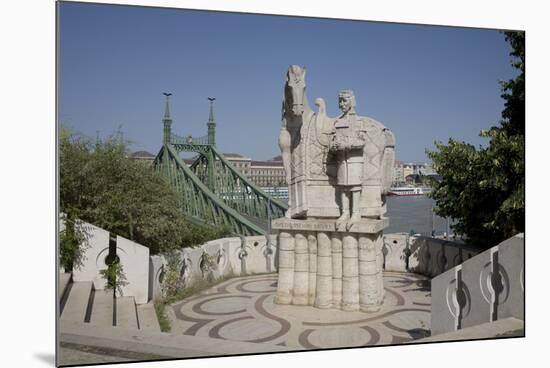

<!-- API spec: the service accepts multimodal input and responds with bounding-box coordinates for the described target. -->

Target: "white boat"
[388,187,431,196]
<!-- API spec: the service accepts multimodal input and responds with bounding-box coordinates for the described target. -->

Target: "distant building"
[250,157,286,187]
[130,150,155,165]
[223,153,286,187]
[403,163,414,181]
[392,161,437,186]
[183,158,195,166]
[131,150,286,188]
[393,160,405,184]
[223,153,252,177]
[417,163,436,176]
[405,173,422,184]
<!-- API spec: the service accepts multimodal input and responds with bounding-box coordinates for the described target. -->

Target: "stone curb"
[60,321,298,359]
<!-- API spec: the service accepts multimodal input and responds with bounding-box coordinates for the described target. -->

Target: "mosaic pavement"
[170,271,431,350]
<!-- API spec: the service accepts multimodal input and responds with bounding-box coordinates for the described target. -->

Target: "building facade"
[392,161,437,186]
[223,153,252,177]
[224,154,286,188]
[249,159,286,187]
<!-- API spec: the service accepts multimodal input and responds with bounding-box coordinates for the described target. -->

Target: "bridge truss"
[153,96,288,236]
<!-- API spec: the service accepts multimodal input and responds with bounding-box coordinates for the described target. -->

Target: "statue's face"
[338,95,353,113]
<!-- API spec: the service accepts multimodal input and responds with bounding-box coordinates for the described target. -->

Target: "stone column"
[293,233,309,305]
[376,233,385,303]
[342,234,360,311]
[314,232,332,309]
[331,233,343,309]
[359,234,380,312]
[307,233,318,305]
[274,231,295,304]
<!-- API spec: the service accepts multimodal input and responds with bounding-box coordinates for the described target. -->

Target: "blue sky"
[58,2,518,162]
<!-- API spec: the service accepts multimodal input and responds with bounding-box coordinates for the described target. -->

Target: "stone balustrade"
[381,233,482,277]
[430,234,524,335]
[60,218,277,303]
[148,235,276,300]
[60,221,507,316]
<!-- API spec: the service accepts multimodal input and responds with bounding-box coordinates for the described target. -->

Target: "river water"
[385,195,451,235]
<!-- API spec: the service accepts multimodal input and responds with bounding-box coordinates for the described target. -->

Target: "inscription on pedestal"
[272,218,389,233]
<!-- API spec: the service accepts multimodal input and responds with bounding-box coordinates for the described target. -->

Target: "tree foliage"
[427,31,525,247]
[59,129,231,267]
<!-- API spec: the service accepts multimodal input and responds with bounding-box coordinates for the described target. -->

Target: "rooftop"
[223,153,248,159]
[251,160,284,167]
[130,150,155,159]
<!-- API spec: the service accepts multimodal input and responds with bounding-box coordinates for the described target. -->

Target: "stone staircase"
[59,273,160,332]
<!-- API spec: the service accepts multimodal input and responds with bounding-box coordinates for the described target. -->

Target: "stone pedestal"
[273,217,388,312]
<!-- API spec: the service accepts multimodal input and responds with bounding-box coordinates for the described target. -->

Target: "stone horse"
[279,65,395,220]
[279,65,334,219]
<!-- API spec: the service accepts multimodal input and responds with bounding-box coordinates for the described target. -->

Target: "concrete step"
[136,303,160,332]
[90,289,114,327]
[59,272,72,301]
[61,281,93,323]
[116,297,138,329]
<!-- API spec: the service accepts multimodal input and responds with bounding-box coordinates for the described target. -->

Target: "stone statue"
[279,65,313,219]
[273,65,395,312]
[279,66,395,222]
[279,66,336,219]
[329,90,367,230]
[329,89,396,230]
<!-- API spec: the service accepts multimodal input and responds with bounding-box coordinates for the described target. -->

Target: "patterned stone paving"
[170,271,431,350]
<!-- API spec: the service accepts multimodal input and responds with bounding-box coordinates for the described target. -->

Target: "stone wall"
[62,217,500,310]
[60,218,151,304]
[70,221,110,290]
[116,236,150,304]
[430,234,524,336]
[381,233,482,277]
[144,236,276,302]
[62,218,277,304]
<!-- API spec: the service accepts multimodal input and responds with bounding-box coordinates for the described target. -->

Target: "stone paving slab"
[59,344,134,366]
[170,272,432,350]
[59,272,432,365]
[59,320,294,366]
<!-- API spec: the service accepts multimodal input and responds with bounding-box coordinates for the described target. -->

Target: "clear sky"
[58,1,518,163]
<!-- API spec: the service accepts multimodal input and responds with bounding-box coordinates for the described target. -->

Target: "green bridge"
[153,95,288,236]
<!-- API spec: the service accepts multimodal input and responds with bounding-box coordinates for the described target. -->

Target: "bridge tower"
[207,97,216,146]
[205,98,216,191]
[162,93,172,145]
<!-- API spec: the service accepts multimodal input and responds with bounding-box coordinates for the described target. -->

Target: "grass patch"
[154,273,235,333]
[154,298,172,333]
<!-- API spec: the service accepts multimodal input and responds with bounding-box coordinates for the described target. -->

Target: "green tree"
[427,31,524,247]
[59,129,231,268]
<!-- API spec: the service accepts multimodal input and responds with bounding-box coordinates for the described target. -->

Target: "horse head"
[284,65,307,117]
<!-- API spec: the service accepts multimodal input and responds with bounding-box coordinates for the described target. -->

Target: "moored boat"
[388,186,431,196]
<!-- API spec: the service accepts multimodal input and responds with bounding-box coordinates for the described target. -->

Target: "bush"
[59,128,232,266]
